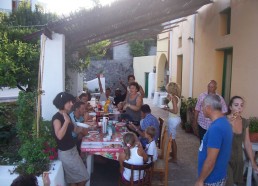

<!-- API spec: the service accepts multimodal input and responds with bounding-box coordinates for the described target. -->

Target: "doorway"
[177,55,183,88]
[144,72,149,98]
[222,48,233,104]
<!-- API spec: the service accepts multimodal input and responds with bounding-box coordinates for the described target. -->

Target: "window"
[220,8,231,35]
[178,36,182,48]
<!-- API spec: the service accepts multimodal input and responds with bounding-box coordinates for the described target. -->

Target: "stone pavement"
[91,98,200,186]
[144,98,199,186]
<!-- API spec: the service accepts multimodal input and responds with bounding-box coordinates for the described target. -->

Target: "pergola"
[26,0,211,49]
[29,0,211,124]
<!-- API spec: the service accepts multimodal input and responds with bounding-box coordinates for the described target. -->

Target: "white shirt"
[145,140,158,163]
[123,147,144,181]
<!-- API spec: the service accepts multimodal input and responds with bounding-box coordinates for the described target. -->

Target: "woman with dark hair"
[119,82,143,124]
[11,172,50,186]
[52,92,89,186]
[127,75,145,97]
[226,96,258,186]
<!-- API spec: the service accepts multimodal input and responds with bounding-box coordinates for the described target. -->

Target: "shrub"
[249,117,258,133]
[0,102,17,144]
[15,92,57,176]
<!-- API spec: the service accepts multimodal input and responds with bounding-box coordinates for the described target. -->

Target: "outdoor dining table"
[81,121,127,186]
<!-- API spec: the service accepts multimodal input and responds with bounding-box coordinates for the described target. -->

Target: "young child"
[145,126,158,162]
[118,132,148,182]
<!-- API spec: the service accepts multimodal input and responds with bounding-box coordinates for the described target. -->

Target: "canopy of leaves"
[129,39,156,57]
[0,1,58,90]
[66,40,111,73]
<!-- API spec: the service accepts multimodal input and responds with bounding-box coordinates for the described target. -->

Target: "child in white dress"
[118,132,148,181]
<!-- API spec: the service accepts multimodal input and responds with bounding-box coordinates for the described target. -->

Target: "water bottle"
[102,117,108,133]
[108,104,113,113]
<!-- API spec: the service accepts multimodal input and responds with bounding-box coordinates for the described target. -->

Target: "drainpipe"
[189,15,195,97]
[169,30,173,82]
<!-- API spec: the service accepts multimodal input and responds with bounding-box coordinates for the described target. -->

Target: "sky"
[38,0,117,15]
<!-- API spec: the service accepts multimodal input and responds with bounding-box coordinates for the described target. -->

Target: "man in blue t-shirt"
[195,95,233,186]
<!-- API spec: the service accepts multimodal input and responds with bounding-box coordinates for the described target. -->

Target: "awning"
[24,0,211,49]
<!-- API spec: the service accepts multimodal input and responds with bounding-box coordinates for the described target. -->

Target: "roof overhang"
[24,0,211,49]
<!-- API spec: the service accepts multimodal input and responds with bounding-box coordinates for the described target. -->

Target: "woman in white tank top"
[162,82,181,163]
[118,132,148,181]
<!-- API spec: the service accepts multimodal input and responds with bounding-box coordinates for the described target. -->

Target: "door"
[145,72,149,98]
[222,49,233,104]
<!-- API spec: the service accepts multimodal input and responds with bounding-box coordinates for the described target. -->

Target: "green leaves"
[249,117,258,133]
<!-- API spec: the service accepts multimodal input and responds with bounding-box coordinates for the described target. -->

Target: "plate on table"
[76,122,90,128]
[116,122,126,127]
[89,112,96,116]
[88,131,99,135]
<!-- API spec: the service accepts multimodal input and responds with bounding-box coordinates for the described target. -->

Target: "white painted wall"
[41,33,65,120]
[148,72,156,99]
[133,55,156,94]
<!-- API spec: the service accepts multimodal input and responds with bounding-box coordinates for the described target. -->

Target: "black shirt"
[52,112,75,151]
[113,93,126,106]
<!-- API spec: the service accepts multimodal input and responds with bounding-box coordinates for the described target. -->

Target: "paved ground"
[91,98,200,186]
[145,98,200,186]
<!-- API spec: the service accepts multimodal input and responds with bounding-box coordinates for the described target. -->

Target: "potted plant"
[180,97,187,129]
[249,117,258,142]
[186,97,198,136]
[184,122,193,133]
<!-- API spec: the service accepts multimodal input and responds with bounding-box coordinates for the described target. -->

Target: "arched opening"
[157,53,169,91]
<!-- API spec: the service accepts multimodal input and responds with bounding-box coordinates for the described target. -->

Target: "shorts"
[58,146,89,183]
[167,116,181,139]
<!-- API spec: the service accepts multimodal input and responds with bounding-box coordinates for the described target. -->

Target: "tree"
[0,1,57,91]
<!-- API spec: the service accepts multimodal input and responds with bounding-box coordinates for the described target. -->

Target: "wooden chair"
[157,117,164,148]
[153,136,172,186]
[118,161,154,186]
[157,126,167,159]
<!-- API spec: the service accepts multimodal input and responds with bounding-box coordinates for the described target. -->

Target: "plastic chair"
[118,161,154,186]
[157,117,164,148]
[153,136,172,186]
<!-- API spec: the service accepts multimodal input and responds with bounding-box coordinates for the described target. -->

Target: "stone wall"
[83,59,133,96]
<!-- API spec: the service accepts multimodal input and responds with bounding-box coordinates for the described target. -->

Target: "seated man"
[113,88,126,106]
[128,104,160,148]
[97,74,114,102]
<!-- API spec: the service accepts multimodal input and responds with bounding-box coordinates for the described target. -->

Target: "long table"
[81,122,127,186]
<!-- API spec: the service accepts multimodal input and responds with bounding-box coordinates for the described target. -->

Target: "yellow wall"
[193,0,258,117]
[133,56,156,92]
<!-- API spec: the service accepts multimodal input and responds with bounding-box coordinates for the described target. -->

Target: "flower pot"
[249,133,258,142]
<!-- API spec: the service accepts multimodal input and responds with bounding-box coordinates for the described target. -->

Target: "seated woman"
[69,101,89,154]
[118,82,143,124]
[119,132,148,182]
[52,92,89,186]
[226,96,258,186]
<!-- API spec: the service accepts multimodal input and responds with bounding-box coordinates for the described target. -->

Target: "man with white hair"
[194,80,227,143]
[195,94,233,186]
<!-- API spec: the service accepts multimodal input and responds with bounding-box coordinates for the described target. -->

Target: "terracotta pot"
[249,132,258,142]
